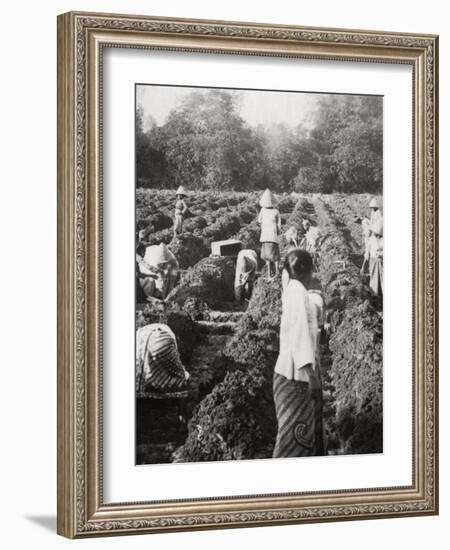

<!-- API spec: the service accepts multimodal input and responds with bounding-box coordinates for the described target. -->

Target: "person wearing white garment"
[143,242,179,299]
[273,249,324,458]
[173,185,188,237]
[258,188,282,279]
[360,196,383,307]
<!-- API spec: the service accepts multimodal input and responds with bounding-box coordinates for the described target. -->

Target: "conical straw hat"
[259,188,274,208]
[176,185,187,196]
[153,243,173,264]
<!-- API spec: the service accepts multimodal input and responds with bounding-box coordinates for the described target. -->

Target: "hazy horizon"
[136,84,322,132]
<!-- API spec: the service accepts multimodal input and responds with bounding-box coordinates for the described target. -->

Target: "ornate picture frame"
[57,11,438,538]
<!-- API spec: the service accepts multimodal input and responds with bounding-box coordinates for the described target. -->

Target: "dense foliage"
[137,91,382,193]
[168,256,236,316]
[175,277,281,462]
[311,196,383,453]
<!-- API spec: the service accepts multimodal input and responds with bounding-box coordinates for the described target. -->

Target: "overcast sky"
[136,84,321,130]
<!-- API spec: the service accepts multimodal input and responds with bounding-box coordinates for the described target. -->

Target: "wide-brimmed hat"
[176,185,187,196]
[369,196,381,208]
[153,243,173,264]
[259,188,274,208]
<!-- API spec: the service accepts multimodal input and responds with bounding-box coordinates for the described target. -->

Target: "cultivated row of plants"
[136,189,258,232]
[138,191,294,270]
[311,196,383,454]
[320,193,376,250]
[173,198,313,462]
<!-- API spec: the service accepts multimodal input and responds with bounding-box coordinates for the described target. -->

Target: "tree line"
[136,89,382,194]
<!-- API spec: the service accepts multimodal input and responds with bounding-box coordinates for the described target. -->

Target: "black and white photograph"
[135,83,383,466]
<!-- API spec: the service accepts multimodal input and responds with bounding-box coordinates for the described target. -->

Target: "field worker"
[285,226,299,249]
[136,242,158,301]
[173,186,188,237]
[136,323,190,393]
[143,242,179,299]
[258,188,282,279]
[304,224,321,252]
[297,219,310,248]
[302,223,321,269]
[364,216,383,306]
[273,249,324,458]
[234,249,258,302]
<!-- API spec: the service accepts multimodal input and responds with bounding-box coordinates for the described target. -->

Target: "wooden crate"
[210,239,242,257]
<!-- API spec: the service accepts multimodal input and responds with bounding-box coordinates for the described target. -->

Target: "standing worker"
[273,249,324,458]
[361,197,383,308]
[258,188,282,280]
[234,249,258,302]
[173,186,188,238]
[366,216,383,307]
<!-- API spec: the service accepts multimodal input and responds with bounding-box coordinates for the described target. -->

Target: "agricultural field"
[136,189,383,464]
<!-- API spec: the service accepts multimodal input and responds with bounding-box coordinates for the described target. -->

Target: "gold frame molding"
[57,11,439,538]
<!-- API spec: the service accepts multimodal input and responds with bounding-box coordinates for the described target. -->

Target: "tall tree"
[136,106,168,188]
[294,95,383,193]
[159,90,268,190]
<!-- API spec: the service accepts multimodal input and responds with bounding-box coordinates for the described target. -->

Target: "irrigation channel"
[136,193,383,465]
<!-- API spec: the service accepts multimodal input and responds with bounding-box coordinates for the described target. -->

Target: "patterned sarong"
[272,372,324,458]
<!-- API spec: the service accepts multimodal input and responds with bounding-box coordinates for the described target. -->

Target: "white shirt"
[370,209,383,236]
[275,279,318,382]
[258,208,281,243]
[366,233,383,261]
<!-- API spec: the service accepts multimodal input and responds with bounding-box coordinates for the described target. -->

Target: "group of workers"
[136,185,187,303]
[136,186,383,459]
[234,188,323,301]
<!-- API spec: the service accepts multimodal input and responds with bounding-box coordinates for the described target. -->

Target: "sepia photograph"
[134,83,383,466]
